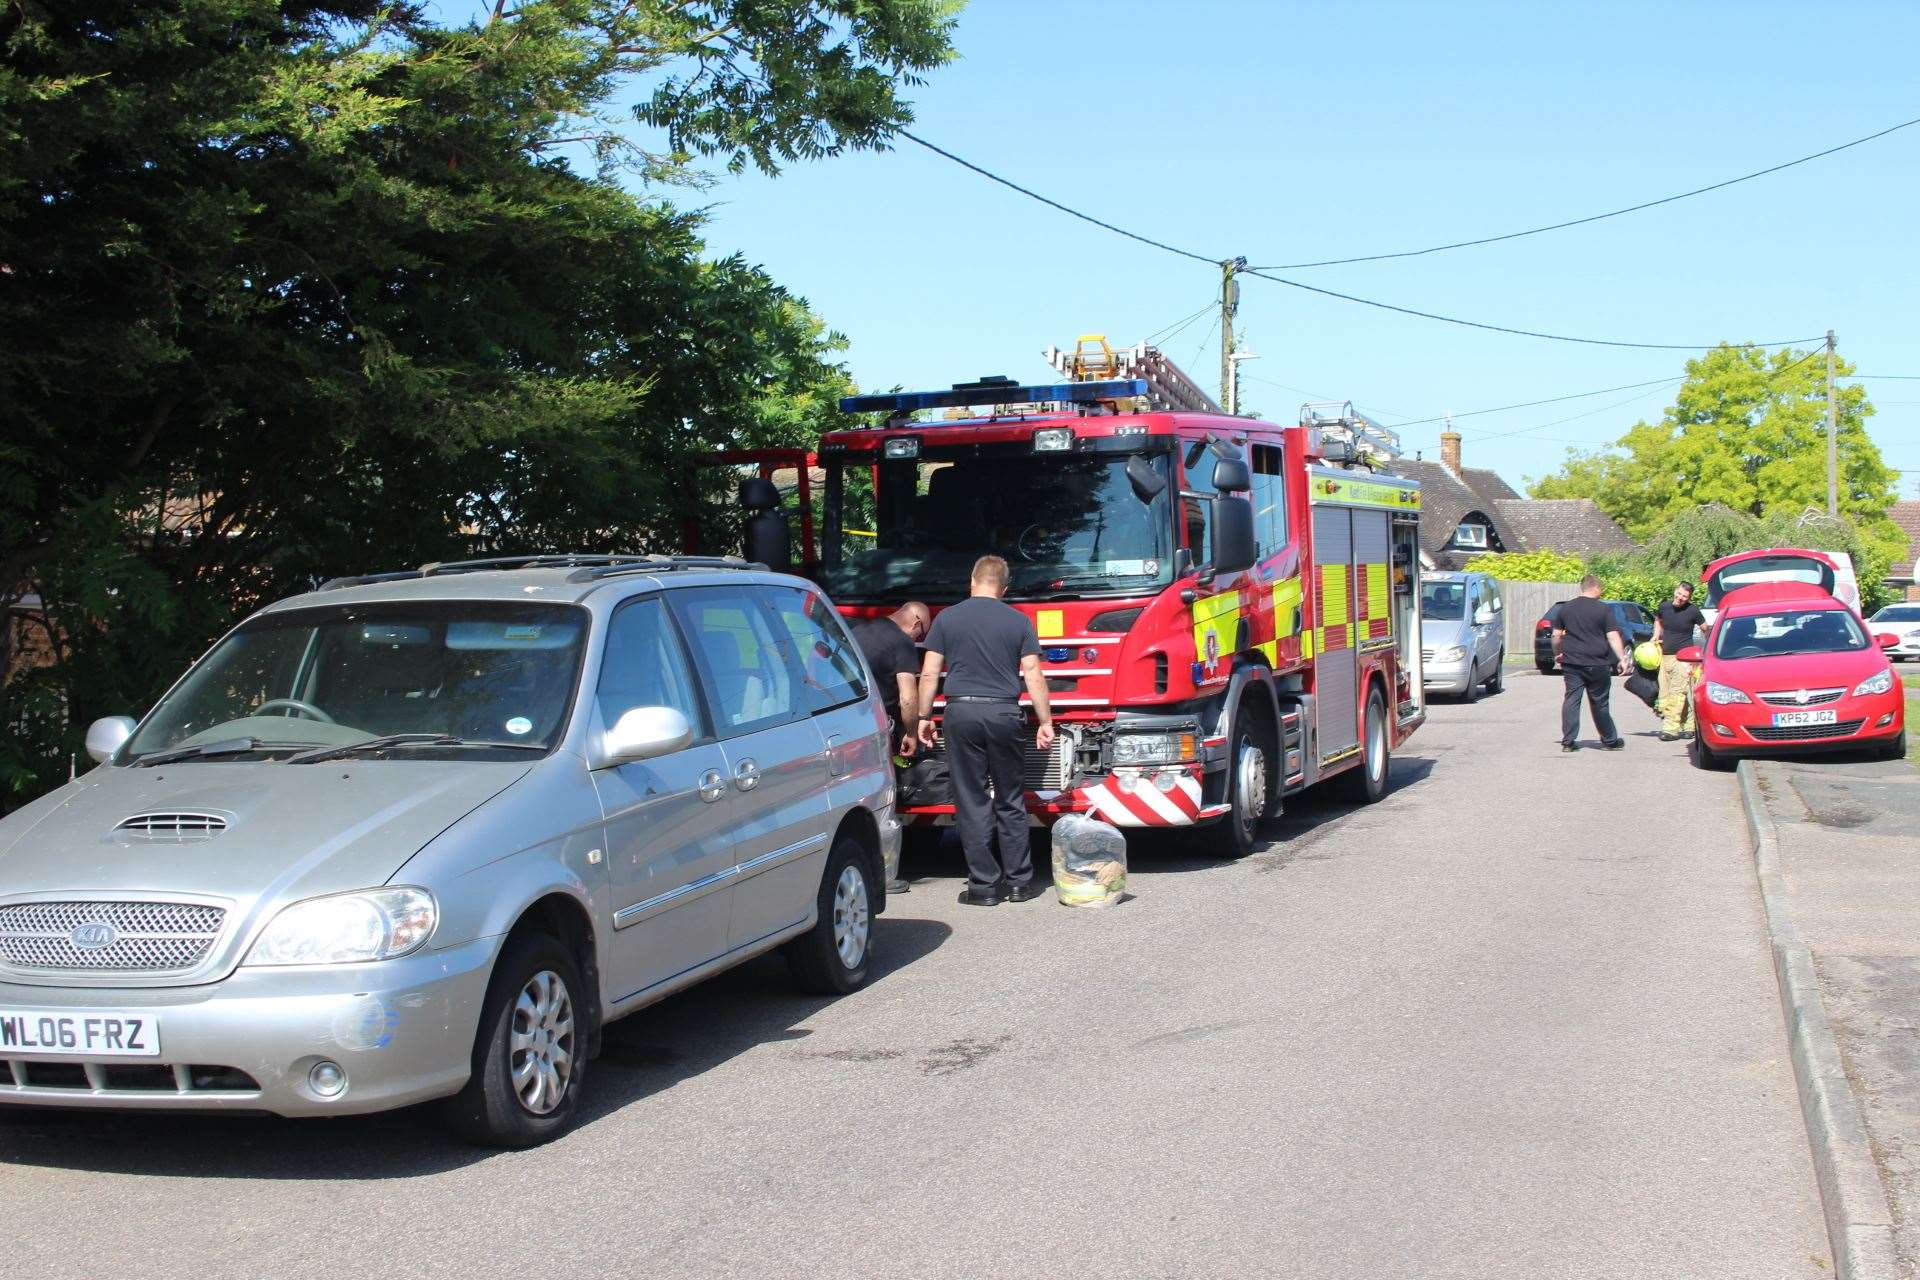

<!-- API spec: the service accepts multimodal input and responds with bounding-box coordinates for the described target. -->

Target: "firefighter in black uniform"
[916,555,1056,906]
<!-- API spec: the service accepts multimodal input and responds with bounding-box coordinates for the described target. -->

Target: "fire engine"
[699,338,1426,857]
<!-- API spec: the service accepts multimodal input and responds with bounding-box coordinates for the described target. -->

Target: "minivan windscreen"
[1421,582,1466,621]
[124,602,589,760]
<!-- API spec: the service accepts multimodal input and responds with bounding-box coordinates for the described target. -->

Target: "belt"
[945,695,1017,704]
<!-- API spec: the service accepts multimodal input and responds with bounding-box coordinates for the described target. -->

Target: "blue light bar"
[839,376,1148,416]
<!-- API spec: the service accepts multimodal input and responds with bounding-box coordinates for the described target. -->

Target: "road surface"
[1,670,1828,1278]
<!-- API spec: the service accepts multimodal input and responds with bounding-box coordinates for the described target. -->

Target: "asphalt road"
[2,671,1828,1278]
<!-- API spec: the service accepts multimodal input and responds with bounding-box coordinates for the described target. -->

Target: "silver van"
[0,556,899,1147]
[1420,571,1505,701]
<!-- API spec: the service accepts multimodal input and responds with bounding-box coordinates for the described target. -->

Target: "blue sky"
[649,0,1919,497]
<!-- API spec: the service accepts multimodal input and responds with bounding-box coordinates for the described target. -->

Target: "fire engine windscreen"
[820,447,1175,603]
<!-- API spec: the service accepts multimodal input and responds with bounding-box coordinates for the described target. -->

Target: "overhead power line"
[901,129,1825,351]
[1250,114,1920,269]
[1146,298,1218,346]
[1855,374,1920,380]
[1387,376,1682,429]
[1238,267,1821,350]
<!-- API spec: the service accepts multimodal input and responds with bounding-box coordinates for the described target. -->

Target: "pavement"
[1745,752,1920,1278]
[1,670,1828,1279]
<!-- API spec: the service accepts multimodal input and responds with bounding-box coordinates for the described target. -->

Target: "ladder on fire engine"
[1300,400,1402,466]
[1043,335,1225,415]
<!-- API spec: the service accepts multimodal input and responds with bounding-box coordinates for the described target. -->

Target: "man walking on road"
[852,602,929,893]
[917,556,1055,906]
[1553,574,1630,753]
[1653,580,1706,742]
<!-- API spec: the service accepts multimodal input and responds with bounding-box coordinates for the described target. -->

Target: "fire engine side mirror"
[1210,457,1251,494]
[1125,454,1167,502]
[1210,494,1257,576]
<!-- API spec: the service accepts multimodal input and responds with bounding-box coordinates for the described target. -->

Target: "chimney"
[1440,430,1462,477]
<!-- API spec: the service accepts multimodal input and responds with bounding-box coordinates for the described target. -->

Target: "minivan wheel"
[787,836,874,996]
[444,933,587,1149]
[1486,651,1505,694]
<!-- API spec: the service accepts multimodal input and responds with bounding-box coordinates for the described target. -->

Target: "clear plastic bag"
[1050,813,1129,908]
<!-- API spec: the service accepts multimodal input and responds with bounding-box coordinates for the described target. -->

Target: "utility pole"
[1824,329,1839,516]
[1220,256,1246,414]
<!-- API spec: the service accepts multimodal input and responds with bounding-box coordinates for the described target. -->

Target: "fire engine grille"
[0,901,226,972]
[1756,688,1845,708]
[931,733,1072,792]
[1747,719,1864,742]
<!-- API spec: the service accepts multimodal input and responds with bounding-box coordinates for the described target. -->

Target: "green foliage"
[0,0,954,807]
[1529,343,1896,539]
[1461,550,1585,582]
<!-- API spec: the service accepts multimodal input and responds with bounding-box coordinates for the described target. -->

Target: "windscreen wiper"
[287,733,460,764]
[287,734,548,764]
[131,737,266,767]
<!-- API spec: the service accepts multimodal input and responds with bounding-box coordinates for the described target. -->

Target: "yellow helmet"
[1633,640,1662,671]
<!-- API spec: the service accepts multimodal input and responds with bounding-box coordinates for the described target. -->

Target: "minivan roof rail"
[317,553,763,591]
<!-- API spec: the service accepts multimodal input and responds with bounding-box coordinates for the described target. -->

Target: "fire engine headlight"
[1032,427,1074,452]
[882,436,920,459]
[1111,731,1197,766]
[1854,670,1894,697]
[1705,681,1751,705]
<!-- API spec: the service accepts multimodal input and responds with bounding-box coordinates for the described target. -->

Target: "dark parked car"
[1534,599,1655,673]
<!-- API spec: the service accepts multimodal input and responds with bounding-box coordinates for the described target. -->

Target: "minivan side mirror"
[593,706,694,769]
[1474,605,1495,625]
[85,716,136,764]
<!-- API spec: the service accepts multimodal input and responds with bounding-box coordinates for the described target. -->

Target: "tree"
[0,1,958,805]
[1529,344,1896,540]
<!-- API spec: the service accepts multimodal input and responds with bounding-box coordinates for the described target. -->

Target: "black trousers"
[943,700,1033,892]
[1561,662,1621,746]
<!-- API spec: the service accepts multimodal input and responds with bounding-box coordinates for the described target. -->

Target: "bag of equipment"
[894,754,952,808]
[1050,813,1128,908]
[1623,669,1659,710]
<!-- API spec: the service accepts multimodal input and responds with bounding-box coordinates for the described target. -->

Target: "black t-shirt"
[1656,600,1706,655]
[851,618,917,723]
[1556,595,1623,666]
[924,597,1040,700]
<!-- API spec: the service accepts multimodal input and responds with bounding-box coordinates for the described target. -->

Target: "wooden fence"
[1495,580,1581,654]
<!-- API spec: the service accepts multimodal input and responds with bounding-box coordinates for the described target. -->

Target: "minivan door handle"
[822,734,845,777]
[733,758,761,791]
[698,769,725,803]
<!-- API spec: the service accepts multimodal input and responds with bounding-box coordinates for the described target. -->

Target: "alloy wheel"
[509,969,575,1116]
[1235,734,1268,843]
[833,864,870,969]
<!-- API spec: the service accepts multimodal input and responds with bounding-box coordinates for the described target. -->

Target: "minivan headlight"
[1439,646,1468,662]
[245,888,437,966]
[1854,670,1895,697]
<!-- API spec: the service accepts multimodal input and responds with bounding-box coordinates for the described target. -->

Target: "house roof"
[1389,459,1637,570]
[1390,459,1524,568]
[1889,501,1920,580]
[1492,498,1637,558]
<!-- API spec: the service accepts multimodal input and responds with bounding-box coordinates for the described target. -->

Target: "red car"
[1684,581,1905,770]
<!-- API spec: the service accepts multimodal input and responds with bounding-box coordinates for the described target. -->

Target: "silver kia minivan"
[1420,571,1505,701]
[0,556,899,1146]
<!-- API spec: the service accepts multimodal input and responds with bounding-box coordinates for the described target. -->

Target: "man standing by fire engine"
[918,556,1056,906]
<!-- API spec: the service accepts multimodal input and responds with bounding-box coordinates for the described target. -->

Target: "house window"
[1453,522,1489,550]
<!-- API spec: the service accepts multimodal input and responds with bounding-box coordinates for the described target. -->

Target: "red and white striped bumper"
[902,766,1229,829]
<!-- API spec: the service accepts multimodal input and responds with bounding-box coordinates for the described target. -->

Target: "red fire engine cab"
[807,343,1426,858]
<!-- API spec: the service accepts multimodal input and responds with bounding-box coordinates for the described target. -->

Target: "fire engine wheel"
[1218,711,1275,859]
[1340,687,1390,804]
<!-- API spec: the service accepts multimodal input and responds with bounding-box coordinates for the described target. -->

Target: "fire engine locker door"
[1311,505,1360,760]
